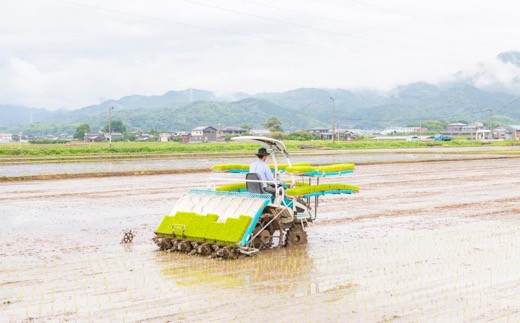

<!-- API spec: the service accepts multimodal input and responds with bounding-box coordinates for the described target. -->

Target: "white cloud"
[0,0,519,109]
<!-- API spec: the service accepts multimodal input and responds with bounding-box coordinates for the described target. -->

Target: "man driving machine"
[249,148,284,195]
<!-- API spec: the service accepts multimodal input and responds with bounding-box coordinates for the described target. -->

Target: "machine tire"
[285,225,308,247]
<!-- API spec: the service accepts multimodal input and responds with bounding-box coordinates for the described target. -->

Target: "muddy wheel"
[178,240,192,253]
[252,227,273,250]
[285,225,308,247]
[198,243,212,256]
[219,246,237,259]
[156,238,173,250]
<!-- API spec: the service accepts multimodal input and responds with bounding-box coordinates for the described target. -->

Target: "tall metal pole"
[109,107,112,147]
[330,97,335,144]
[488,108,493,140]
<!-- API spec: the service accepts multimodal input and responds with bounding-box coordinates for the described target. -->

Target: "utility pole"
[108,106,114,148]
[330,97,335,144]
[488,108,493,140]
[18,131,22,149]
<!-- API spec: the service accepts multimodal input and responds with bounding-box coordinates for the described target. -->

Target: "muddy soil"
[1,158,520,321]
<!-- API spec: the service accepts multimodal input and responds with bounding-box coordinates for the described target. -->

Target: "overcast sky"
[1,0,519,109]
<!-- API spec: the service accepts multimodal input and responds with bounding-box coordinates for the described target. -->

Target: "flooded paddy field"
[1,148,517,177]
[1,158,520,321]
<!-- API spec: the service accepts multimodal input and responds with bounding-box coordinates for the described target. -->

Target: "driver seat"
[246,173,266,194]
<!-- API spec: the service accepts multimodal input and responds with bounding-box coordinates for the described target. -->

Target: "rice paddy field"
[1,157,520,321]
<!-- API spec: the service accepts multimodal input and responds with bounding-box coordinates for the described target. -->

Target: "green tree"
[262,116,283,132]
[270,131,285,140]
[102,120,126,134]
[240,124,251,130]
[224,134,236,142]
[123,132,137,141]
[74,123,91,140]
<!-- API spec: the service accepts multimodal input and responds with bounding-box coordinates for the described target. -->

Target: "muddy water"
[1,158,520,321]
[0,152,508,177]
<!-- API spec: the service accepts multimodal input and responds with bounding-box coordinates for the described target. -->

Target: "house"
[137,133,152,141]
[445,123,466,133]
[493,127,513,140]
[131,131,152,141]
[249,129,270,137]
[103,132,123,140]
[218,127,249,139]
[319,129,355,140]
[159,132,174,142]
[84,132,105,142]
[380,127,419,135]
[506,125,520,139]
[190,126,217,143]
[443,122,489,139]
[0,133,13,143]
[461,122,484,134]
[308,127,329,135]
[180,132,191,143]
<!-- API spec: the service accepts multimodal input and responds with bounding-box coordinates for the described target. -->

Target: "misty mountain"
[64,88,216,118]
[0,105,54,127]
[45,98,323,131]
[2,51,520,133]
[497,51,520,67]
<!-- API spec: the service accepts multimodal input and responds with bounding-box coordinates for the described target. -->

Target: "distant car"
[434,134,453,141]
[406,136,419,142]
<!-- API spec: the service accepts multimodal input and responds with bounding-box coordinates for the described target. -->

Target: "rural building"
[380,127,421,135]
[103,132,123,140]
[445,123,466,133]
[506,125,520,139]
[159,132,174,142]
[493,127,513,140]
[308,127,329,135]
[180,132,191,143]
[84,132,105,142]
[0,133,13,143]
[131,131,152,141]
[443,122,488,139]
[218,127,249,139]
[190,126,217,143]
[319,129,356,140]
[461,122,484,133]
[249,129,270,137]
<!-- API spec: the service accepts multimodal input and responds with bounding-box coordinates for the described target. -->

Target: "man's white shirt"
[249,159,277,188]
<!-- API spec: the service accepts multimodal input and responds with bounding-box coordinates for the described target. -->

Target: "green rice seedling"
[268,162,311,170]
[286,163,356,175]
[285,165,316,174]
[316,163,355,173]
[215,182,247,192]
[285,183,360,196]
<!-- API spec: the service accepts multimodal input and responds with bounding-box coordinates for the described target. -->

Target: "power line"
[184,0,409,48]
[237,0,449,42]
[350,0,436,23]
[53,0,366,55]
[184,0,481,61]
[54,0,449,63]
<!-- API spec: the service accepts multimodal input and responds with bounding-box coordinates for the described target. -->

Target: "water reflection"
[156,245,356,299]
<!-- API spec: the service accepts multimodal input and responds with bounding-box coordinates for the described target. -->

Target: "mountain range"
[2,51,520,134]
